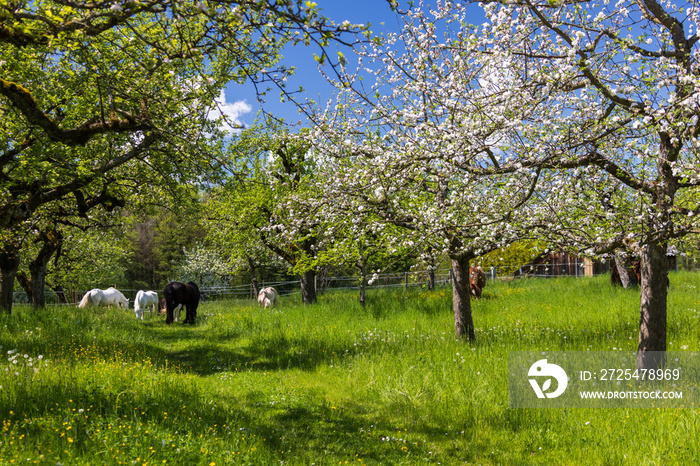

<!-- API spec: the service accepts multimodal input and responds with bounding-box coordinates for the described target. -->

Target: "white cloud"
[210,90,253,130]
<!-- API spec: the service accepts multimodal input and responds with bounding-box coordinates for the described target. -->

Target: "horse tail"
[134,291,142,312]
[78,291,92,308]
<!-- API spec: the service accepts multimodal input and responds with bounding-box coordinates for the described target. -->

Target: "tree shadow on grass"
[251,401,434,464]
[165,330,357,375]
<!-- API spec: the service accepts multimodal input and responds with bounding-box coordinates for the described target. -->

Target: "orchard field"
[0,273,699,465]
[2,9,698,460]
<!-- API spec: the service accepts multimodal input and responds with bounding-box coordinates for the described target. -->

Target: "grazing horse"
[78,287,129,309]
[164,281,200,325]
[469,266,487,299]
[134,290,159,320]
[257,286,278,308]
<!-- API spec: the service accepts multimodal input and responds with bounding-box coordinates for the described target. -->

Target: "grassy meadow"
[1,273,700,464]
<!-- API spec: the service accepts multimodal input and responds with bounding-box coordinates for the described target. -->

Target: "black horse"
[164,281,200,325]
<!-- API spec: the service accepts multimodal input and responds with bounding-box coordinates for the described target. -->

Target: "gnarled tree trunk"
[16,272,33,305]
[451,253,475,341]
[637,242,669,370]
[614,256,633,288]
[29,229,63,308]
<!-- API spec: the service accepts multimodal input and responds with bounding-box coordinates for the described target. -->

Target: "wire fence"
[14,258,699,307]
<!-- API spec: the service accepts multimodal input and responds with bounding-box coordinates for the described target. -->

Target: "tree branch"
[0,78,151,146]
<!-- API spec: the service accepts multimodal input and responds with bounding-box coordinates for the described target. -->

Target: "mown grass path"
[0,273,699,464]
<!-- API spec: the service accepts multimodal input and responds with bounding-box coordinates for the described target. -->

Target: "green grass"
[1,273,700,464]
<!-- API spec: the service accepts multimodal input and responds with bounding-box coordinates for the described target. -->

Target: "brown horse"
[469,266,487,298]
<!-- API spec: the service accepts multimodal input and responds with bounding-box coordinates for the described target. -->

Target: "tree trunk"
[246,256,260,298]
[300,269,317,304]
[633,129,678,369]
[14,228,62,308]
[637,242,668,369]
[451,254,475,341]
[426,248,436,290]
[16,271,32,304]
[359,278,366,307]
[29,260,48,309]
[32,227,63,308]
[359,242,366,307]
[614,256,633,288]
[0,243,20,314]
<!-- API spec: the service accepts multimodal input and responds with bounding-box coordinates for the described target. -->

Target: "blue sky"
[216,1,489,130]
[218,0,403,129]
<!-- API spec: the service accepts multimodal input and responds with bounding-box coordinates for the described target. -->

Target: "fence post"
[404,272,408,289]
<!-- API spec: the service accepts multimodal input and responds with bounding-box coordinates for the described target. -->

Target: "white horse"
[134,290,159,320]
[78,287,129,309]
[257,286,278,308]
